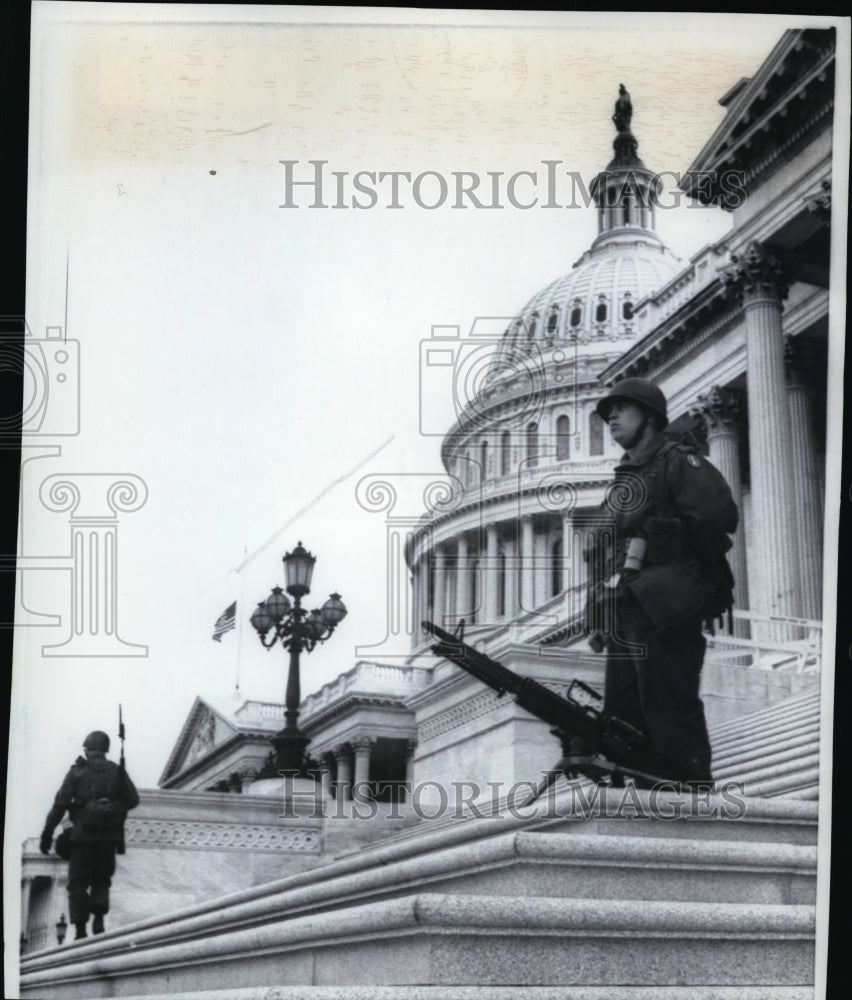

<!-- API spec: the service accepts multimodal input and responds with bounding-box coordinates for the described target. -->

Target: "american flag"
[212,601,236,642]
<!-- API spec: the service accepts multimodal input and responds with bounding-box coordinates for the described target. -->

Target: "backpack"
[653,413,737,631]
[73,760,127,836]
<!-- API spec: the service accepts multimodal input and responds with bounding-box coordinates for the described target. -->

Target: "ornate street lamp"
[250,543,347,777]
[55,913,68,945]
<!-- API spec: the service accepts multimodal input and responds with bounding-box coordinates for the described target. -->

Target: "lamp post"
[55,913,68,946]
[250,542,347,778]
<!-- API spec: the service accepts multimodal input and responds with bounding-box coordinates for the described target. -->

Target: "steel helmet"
[596,377,668,427]
[83,730,110,752]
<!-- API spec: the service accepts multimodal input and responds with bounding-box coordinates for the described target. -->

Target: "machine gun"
[117,704,127,855]
[423,620,680,797]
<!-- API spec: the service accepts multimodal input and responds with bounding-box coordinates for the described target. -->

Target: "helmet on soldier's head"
[596,377,668,427]
[83,730,110,752]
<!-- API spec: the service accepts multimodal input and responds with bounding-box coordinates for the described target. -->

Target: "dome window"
[470,558,480,623]
[556,415,571,461]
[546,308,559,335]
[500,430,511,476]
[551,538,563,597]
[623,300,634,320]
[589,411,605,456]
[595,302,608,323]
[464,451,476,488]
[570,305,582,328]
[528,313,539,340]
[526,422,539,468]
[480,440,488,483]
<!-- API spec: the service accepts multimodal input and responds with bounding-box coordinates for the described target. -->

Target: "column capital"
[332,743,351,762]
[784,334,825,389]
[691,386,743,433]
[350,736,376,753]
[721,242,789,306]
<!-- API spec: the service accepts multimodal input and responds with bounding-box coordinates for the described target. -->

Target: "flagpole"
[234,546,248,696]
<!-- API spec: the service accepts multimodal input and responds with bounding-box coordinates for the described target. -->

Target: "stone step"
[711,712,820,754]
[26,830,817,963]
[740,768,822,800]
[713,731,820,772]
[716,751,821,785]
[376,784,819,849]
[710,691,820,737]
[19,892,815,998]
[65,987,817,1000]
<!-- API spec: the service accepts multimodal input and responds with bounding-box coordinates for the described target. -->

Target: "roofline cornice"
[681,28,835,206]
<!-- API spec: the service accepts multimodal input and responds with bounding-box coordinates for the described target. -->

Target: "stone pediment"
[682,28,835,204]
[158,696,240,785]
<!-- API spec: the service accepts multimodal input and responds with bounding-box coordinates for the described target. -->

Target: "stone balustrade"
[300,662,431,720]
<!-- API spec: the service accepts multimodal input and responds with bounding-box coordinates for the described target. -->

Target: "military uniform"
[594,430,738,784]
[41,748,139,935]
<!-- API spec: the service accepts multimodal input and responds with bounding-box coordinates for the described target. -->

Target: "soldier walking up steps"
[40,729,139,940]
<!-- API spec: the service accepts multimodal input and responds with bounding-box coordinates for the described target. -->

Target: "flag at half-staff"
[212,601,236,642]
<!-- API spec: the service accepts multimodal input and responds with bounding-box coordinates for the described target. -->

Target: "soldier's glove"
[39,832,52,855]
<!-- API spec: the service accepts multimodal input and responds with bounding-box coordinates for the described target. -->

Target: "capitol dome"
[498,234,681,355]
[442,91,682,474]
[409,86,692,647]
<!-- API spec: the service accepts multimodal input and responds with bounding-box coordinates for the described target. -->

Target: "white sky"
[8,6,837,851]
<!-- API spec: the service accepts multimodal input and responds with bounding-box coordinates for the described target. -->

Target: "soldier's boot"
[92,914,105,935]
[74,923,87,940]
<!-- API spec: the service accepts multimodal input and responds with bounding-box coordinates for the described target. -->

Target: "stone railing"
[706,611,822,672]
[300,661,431,719]
[233,701,285,723]
[633,245,726,332]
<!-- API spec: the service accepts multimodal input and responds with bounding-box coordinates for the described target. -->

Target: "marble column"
[314,754,334,800]
[21,877,32,947]
[351,737,375,796]
[432,545,447,629]
[785,336,825,620]
[520,517,535,612]
[404,739,417,786]
[456,535,472,623]
[692,387,750,633]
[333,745,352,802]
[410,557,423,650]
[722,243,801,633]
[503,536,519,618]
[561,510,575,595]
[484,523,500,624]
[533,529,548,607]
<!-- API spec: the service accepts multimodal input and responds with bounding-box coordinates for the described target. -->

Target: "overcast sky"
[9,6,831,857]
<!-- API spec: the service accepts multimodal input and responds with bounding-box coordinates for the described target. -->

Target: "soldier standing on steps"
[40,730,140,940]
[584,378,738,788]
